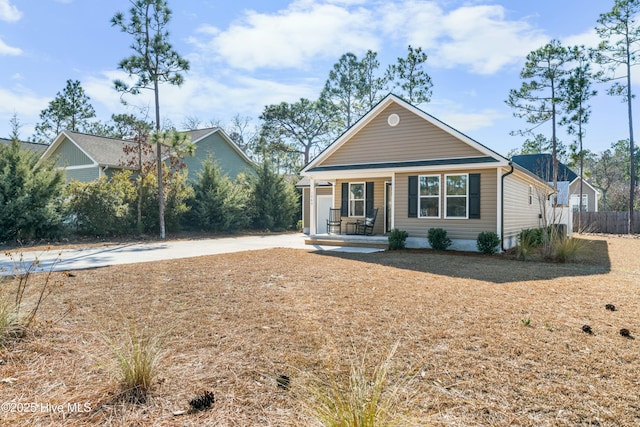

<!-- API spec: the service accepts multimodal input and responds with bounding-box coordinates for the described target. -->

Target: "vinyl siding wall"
[395,168,498,240]
[64,167,100,183]
[54,137,93,167]
[183,133,255,180]
[569,180,597,212]
[335,178,388,235]
[319,104,484,167]
[503,170,549,243]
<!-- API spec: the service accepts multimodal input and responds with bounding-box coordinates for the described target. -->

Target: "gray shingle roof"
[511,154,578,182]
[0,137,48,154]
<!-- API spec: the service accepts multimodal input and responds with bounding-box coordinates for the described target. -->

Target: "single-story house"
[299,94,557,251]
[39,127,255,183]
[511,154,599,213]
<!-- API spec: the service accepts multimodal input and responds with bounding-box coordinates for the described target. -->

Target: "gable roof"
[40,130,149,168]
[186,127,255,167]
[40,128,254,170]
[301,93,509,174]
[1,137,48,154]
[511,154,578,182]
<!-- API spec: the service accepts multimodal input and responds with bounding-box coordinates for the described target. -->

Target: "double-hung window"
[445,174,468,218]
[349,182,365,217]
[570,194,588,212]
[418,175,440,218]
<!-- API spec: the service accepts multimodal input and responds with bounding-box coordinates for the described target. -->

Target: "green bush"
[184,159,250,232]
[388,228,409,250]
[137,169,194,234]
[64,171,137,236]
[427,228,452,251]
[519,228,545,248]
[248,161,299,231]
[0,139,65,242]
[476,231,500,254]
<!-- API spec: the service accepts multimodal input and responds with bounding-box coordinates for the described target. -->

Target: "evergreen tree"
[359,50,387,111]
[33,79,96,143]
[185,159,250,232]
[259,98,334,168]
[321,52,364,130]
[0,138,65,242]
[593,0,640,233]
[112,0,190,239]
[506,39,570,191]
[248,161,298,231]
[560,46,597,229]
[387,45,433,104]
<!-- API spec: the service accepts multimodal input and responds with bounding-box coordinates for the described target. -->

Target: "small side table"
[346,222,358,235]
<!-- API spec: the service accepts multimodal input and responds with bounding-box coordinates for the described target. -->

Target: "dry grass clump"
[0,250,62,345]
[100,321,164,404]
[300,343,416,427]
[0,234,639,426]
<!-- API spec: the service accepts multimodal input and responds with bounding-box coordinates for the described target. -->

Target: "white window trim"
[348,182,365,218]
[418,174,441,219]
[444,173,469,219]
[529,185,533,205]
[570,193,588,211]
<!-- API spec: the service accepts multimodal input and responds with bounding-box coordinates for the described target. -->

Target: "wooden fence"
[573,211,640,234]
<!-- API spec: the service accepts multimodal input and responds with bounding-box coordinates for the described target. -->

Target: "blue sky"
[0,0,634,156]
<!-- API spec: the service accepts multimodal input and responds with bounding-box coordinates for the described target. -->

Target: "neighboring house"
[299,94,556,251]
[0,137,48,155]
[511,154,599,213]
[39,128,255,183]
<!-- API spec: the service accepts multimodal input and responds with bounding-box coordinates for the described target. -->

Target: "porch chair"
[355,207,378,235]
[326,208,343,234]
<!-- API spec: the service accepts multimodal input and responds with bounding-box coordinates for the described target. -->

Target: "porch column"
[496,167,503,241]
[309,177,316,235]
[391,173,396,230]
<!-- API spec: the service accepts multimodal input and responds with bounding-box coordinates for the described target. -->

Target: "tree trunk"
[154,79,166,240]
[626,37,635,235]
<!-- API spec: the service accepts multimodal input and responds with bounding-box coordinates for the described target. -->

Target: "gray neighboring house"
[0,137,49,155]
[38,128,255,183]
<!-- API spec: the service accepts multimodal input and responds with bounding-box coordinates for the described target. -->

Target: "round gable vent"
[387,113,400,127]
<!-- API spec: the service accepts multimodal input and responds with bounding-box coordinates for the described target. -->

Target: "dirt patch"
[1,235,639,426]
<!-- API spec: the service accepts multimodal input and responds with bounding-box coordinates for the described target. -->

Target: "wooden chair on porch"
[326,208,343,234]
[355,207,378,235]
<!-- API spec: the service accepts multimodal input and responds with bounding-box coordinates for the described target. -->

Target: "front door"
[316,195,333,234]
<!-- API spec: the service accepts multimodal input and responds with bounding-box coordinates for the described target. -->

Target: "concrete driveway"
[0,233,382,276]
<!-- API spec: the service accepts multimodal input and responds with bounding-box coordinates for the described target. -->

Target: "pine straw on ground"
[1,235,639,426]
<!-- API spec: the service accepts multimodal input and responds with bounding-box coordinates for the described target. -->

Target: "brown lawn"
[1,235,639,426]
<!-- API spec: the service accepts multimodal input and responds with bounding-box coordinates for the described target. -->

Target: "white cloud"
[188,0,556,76]
[0,86,50,137]
[429,98,506,132]
[190,0,376,70]
[378,1,548,75]
[0,0,21,22]
[0,38,22,55]
[562,28,600,49]
[83,68,318,129]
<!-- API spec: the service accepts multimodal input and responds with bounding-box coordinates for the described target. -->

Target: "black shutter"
[341,182,349,216]
[366,182,374,214]
[469,173,481,219]
[408,176,418,218]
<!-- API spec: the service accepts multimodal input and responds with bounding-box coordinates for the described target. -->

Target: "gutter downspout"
[501,163,515,252]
